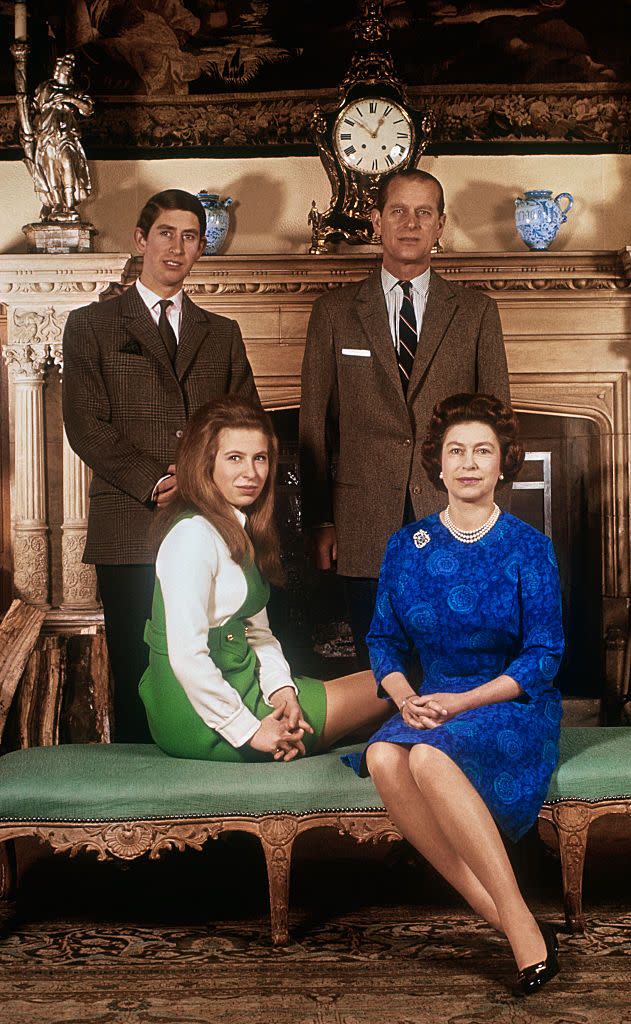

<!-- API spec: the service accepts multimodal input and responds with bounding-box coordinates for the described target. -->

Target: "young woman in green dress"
[139,396,387,762]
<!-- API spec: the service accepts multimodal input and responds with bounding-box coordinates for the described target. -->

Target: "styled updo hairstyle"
[154,396,284,585]
[421,393,524,490]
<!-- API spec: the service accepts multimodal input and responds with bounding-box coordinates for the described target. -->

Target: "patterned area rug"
[1,839,630,1024]
[1,907,630,1024]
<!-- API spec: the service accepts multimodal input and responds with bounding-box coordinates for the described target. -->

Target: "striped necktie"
[397,280,417,396]
[157,298,177,362]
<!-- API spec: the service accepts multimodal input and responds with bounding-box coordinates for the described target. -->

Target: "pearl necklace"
[443,503,500,544]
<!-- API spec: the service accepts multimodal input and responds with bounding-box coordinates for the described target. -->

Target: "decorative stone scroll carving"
[12,306,69,347]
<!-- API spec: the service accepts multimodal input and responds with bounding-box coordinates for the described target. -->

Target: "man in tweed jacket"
[300,170,510,666]
[63,189,258,740]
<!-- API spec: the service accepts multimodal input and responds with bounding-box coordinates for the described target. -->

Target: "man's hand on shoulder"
[152,464,178,507]
[305,525,337,571]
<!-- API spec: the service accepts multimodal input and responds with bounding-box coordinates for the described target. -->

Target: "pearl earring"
[499,473,504,480]
[439,471,443,480]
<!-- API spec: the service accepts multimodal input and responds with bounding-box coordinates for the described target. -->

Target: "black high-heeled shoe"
[513,920,559,996]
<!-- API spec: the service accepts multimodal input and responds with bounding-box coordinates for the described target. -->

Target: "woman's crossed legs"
[366,741,547,972]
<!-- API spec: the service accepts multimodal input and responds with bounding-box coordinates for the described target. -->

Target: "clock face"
[333,98,413,176]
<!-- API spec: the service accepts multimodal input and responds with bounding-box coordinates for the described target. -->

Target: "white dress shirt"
[135,278,183,343]
[155,510,298,749]
[381,266,431,355]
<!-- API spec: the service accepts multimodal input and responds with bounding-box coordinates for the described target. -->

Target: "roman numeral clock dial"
[333,99,413,174]
[309,79,433,251]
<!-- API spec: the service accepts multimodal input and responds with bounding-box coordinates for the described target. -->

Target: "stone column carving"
[0,254,130,619]
[2,336,50,605]
[50,341,98,610]
[61,430,97,609]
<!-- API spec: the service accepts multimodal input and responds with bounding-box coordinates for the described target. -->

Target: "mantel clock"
[308,1,434,253]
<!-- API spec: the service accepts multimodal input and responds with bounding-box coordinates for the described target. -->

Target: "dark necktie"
[397,280,418,396]
[157,298,177,362]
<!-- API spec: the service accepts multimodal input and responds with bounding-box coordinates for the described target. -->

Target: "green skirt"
[139,614,327,763]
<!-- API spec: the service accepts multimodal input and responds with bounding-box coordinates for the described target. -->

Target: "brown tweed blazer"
[62,284,258,565]
[299,268,510,578]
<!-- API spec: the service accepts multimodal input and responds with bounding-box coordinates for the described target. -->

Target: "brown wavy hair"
[155,397,285,585]
[375,169,445,215]
[136,189,206,239]
[421,393,524,490]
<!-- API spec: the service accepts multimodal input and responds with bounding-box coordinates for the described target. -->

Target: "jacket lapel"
[356,271,406,404]
[119,284,176,376]
[174,294,208,380]
[407,269,458,402]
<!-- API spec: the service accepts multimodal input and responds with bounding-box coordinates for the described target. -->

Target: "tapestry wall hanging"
[0,0,629,155]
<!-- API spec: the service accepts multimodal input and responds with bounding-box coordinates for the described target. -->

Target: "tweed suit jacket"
[299,268,510,578]
[63,284,259,565]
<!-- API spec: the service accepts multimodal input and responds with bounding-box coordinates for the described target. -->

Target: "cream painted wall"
[0,153,629,255]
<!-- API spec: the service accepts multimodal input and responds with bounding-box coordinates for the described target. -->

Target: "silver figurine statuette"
[12,40,96,252]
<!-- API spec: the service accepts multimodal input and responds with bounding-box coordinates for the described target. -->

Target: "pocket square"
[119,339,143,355]
[341,348,371,357]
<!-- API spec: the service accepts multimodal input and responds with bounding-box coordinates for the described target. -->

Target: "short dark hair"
[136,189,206,239]
[375,169,445,216]
[421,393,524,489]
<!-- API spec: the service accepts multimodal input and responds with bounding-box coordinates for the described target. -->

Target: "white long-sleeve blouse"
[155,511,297,749]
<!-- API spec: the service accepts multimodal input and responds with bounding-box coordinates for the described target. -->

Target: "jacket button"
[403,438,412,447]
[175,429,183,438]
[412,486,421,495]
[226,633,234,641]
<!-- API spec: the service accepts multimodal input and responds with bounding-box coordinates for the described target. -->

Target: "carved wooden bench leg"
[0,839,17,924]
[257,816,298,946]
[551,803,592,933]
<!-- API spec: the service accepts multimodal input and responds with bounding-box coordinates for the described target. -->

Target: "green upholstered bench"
[1,728,630,942]
[0,742,393,944]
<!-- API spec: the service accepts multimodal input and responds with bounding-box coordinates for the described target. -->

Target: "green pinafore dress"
[139,526,327,762]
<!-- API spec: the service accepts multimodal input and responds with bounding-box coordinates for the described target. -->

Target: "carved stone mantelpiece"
[1,249,631,706]
[0,257,129,609]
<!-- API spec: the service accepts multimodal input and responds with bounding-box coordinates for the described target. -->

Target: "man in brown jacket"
[63,189,258,740]
[300,169,510,666]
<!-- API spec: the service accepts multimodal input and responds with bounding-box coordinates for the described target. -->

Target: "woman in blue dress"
[344,393,564,995]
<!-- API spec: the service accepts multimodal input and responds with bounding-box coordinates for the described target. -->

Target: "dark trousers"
[342,493,417,670]
[341,576,380,670]
[96,564,155,743]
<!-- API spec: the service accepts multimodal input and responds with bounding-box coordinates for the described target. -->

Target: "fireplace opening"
[514,413,601,699]
[269,409,602,698]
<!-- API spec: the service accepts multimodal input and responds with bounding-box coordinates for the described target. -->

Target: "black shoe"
[513,920,559,996]
[537,920,559,957]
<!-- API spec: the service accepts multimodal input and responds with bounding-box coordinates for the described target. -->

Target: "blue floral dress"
[343,512,564,841]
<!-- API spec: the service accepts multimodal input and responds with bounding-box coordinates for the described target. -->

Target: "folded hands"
[248,685,314,761]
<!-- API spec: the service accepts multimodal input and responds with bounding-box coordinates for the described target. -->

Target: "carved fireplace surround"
[1,250,631,714]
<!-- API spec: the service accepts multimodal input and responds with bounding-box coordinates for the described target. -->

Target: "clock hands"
[358,114,388,139]
[352,118,377,138]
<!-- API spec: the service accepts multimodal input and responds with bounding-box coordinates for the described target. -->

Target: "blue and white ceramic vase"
[514,189,573,251]
[196,192,233,255]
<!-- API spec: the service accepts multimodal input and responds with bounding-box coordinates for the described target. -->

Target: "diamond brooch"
[412,529,431,549]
